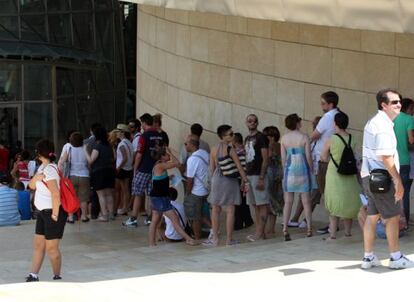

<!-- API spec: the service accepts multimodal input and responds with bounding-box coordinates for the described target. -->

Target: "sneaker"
[317,226,329,234]
[389,255,414,269]
[53,275,62,280]
[122,217,138,227]
[287,221,300,227]
[298,220,307,228]
[25,273,39,282]
[144,217,151,226]
[361,255,381,269]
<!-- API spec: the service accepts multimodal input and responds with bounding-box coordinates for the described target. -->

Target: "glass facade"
[0,0,126,152]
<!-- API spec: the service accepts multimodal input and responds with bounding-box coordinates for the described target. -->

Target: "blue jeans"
[400,165,412,223]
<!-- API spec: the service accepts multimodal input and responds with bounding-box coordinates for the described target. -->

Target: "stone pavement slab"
[0,217,413,301]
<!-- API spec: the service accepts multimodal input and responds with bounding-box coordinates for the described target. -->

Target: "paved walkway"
[0,216,413,301]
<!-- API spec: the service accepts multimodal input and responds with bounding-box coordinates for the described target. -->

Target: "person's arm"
[280,140,286,171]
[47,179,61,221]
[256,147,268,190]
[57,151,68,171]
[10,161,19,179]
[229,147,248,183]
[408,129,414,145]
[84,146,99,165]
[320,138,331,163]
[304,136,313,173]
[160,148,181,171]
[382,155,403,202]
[28,173,44,190]
[310,129,321,143]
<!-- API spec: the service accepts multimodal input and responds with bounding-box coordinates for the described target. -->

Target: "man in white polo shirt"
[361,88,414,269]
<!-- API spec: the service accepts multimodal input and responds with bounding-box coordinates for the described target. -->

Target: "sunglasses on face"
[389,100,401,105]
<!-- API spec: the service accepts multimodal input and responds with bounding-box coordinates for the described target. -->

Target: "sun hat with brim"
[116,123,129,133]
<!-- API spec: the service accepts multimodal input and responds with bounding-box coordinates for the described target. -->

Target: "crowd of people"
[1,88,414,282]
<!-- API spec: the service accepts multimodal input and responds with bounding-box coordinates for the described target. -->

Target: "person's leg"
[224,205,235,245]
[328,216,339,239]
[343,218,353,236]
[164,210,195,243]
[265,213,276,236]
[104,188,114,218]
[282,192,294,233]
[96,190,108,218]
[131,195,144,218]
[400,165,411,224]
[300,192,312,236]
[255,204,268,239]
[80,201,88,220]
[45,239,62,276]
[211,205,221,245]
[290,200,303,223]
[114,179,121,214]
[30,234,46,274]
[363,214,380,253]
[148,210,161,246]
[384,215,401,253]
[120,179,130,213]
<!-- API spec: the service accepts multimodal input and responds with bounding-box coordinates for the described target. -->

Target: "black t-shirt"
[137,129,165,174]
[244,132,269,176]
[91,143,114,173]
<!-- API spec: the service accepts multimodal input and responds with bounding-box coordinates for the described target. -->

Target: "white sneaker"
[298,220,307,228]
[361,255,381,269]
[389,255,414,269]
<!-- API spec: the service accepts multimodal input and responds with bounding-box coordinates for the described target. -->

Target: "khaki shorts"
[70,176,90,203]
[362,176,401,219]
[317,161,328,194]
[246,175,270,206]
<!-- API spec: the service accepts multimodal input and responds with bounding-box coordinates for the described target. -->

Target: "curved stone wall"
[137,4,414,152]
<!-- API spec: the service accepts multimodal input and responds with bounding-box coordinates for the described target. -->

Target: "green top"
[394,112,414,165]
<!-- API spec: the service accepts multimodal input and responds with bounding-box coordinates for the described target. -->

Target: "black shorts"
[35,207,68,240]
[91,167,115,190]
[116,169,133,180]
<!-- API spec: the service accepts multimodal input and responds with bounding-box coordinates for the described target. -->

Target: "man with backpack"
[183,135,210,240]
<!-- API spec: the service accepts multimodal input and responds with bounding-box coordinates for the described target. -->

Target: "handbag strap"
[173,205,186,226]
[329,134,352,168]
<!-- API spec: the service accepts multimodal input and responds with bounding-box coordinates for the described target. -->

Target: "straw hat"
[115,123,129,133]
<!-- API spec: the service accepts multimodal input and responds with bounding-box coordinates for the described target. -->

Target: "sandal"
[306,228,313,238]
[226,239,240,246]
[202,238,218,247]
[246,234,262,242]
[323,236,336,241]
[185,239,199,246]
[283,231,291,242]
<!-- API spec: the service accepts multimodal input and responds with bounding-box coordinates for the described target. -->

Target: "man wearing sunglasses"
[360,88,414,269]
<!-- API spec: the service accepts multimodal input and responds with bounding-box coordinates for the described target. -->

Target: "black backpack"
[330,134,358,175]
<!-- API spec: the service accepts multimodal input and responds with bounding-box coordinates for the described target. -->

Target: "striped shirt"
[0,186,20,226]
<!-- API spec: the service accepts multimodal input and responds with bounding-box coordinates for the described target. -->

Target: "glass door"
[0,104,21,149]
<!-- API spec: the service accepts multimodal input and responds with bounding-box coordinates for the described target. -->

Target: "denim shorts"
[150,196,173,212]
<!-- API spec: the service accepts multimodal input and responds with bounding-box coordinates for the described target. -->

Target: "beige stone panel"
[137,40,150,72]
[139,5,156,15]
[161,114,181,152]
[361,30,395,55]
[208,65,230,101]
[329,27,361,51]
[300,24,330,47]
[209,98,232,130]
[252,73,277,113]
[178,90,212,128]
[275,79,305,117]
[191,61,210,96]
[303,83,330,121]
[154,81,168,113]
[156,19,176,53]
[229,69,252,106]
[176,56,192,90]
[147,45,158,78]
[332,49,365,91]
[165,52,177,86]
[366,93,378,120]
[335,88,368,130]
[139,71,152,102]
[247,18,272,38]
[249,37,274,75]
[200,130,218,149]
[274,41,302,80]
[208,30,229,66]
[302,45,332,86]
[154,48,167,82]
[399,58,414,97]
[271,21,300,43]
[190,27,209,62]
[188,11,226,31]
[396,33,414,58]
[226,15,247,34]
[154,6,165,18]
[147,14,157,46]
[166,85,179,118]
[137,11,147,41]
[176,24,191,57]
[164,8,189,24]
[347,129,364,157]
[363,54,398,93]
[228,33,250,70]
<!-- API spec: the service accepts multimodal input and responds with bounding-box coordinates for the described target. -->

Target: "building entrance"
[0,104,21,150]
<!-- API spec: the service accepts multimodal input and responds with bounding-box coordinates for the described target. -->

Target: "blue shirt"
[0,186,20,226]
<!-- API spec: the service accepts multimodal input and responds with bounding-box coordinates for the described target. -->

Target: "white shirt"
[164,201,186,240]
[116,138,134,170]
[186,149,209,196]
[361,110,400,178]
[68,145,89,177]
[34,164,60,210]
[132,132,142,154]
[179,139,210,165]
[314,108,339,161]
